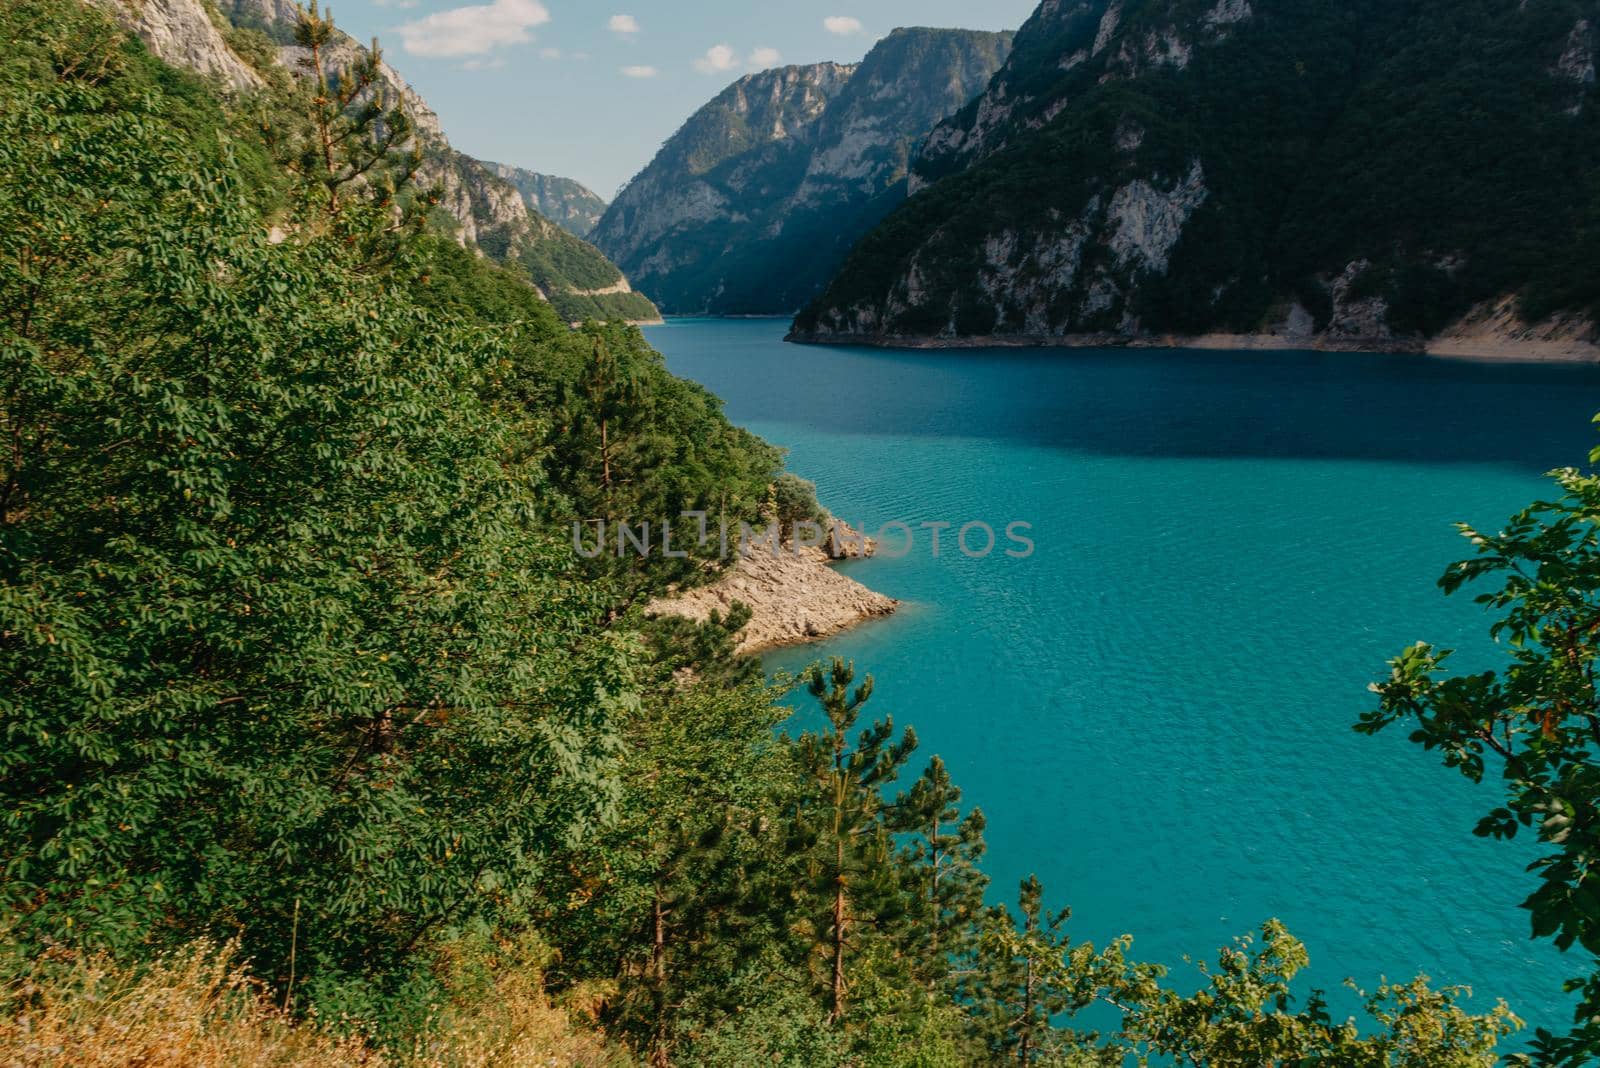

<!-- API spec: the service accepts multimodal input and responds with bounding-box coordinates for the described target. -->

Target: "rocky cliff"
[794,0,1600,357]
[215,0,298,39]
[591,28,1013,316]
[480,163,609,239]
[93,0,263,91]
[97,0,657,324]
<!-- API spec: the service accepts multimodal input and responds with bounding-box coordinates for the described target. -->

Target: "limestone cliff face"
[274,36,534,248]
[591,28,1012,315]
[479,163,609,239]
[216,0,299,36]
[591,62,857,302]
[791,29,1014,211]
[424,153,535,248]
[795,0,1600,354]
[96,0,263,92]
[913,1,1109,188]
[1557,17,1597,113]
[913,0,1252,188]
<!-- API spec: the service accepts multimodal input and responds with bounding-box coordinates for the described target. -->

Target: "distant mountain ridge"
[479,163,609,239]
[94,0,658,324]
[793,0,1600,359]
[591,28,1014,316]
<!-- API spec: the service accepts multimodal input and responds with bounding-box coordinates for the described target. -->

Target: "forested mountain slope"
[591,28,1013,316]
[98,0,657,323]
[793,0,1600,356]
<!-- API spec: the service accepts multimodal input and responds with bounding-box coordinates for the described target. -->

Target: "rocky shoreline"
[785,301,1600,363]
[646,530,897,655]
[787,330,1600,362]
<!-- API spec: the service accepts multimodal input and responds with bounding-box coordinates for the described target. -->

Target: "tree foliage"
[0,17,636,1015]
[1362,449,1600,1065]
[277,0,421,217]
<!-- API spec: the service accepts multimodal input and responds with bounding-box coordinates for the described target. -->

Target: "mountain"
[479,162,609,239]
[96,0,658,325]
[90,0,266,91]
[215,0,299,41]
[591,28,1014,316]
[275,32,658,324]
[793,0,1600,358]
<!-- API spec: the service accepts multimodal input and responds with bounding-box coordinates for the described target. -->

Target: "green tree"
[969,876,1140,1066]
[536,672,795,1066]
[273,0,421,219]
[557,329,649,516]
[891,756,988,991]
[643,603,762,691]
[791,659,918,1024]
[621,688,792,1067]
[1360,457,1600,1065]
[773,471,828,535]
[1119,921,1516,1067]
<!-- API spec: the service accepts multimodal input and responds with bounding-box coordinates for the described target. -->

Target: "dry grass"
[0,941,630,1068]
[0,942,377,1068]
[419,944,628,1068]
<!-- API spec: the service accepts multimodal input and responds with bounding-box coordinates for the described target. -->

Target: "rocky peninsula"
[647,526,897,654]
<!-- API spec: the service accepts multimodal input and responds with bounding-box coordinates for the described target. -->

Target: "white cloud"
[621,64,658,78]
[373,0,419,9]
[539,46,561,59]
[749,46,781,67]
[693,43,739,74]
[823,15,863,35]
[397,0,549,57]
[608,14,639,34]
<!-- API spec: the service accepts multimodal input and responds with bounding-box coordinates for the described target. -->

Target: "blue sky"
[325,0,1040,198]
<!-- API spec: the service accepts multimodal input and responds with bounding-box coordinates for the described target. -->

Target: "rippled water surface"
[644,318,1600,1034]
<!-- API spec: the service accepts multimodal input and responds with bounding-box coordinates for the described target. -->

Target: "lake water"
[645,317,1600,1037]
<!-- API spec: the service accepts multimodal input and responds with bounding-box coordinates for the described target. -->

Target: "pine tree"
[968,876,1171,1066]
[1001,877,1071,1066]
[581,333,640,502]
[791,659,918,1024]
[892,755,988,990]
[636,819,737,1068]
[968,876,1139,1066]
[269,1,424,223]
[542,676,791,1068]
[644,602,762,690]
[555,328,651,520]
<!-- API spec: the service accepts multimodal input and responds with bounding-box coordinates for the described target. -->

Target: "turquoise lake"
[644,317,1600,1037]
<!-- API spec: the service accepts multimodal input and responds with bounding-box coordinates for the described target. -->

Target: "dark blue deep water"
[645,318,1600,1036]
